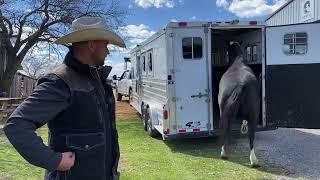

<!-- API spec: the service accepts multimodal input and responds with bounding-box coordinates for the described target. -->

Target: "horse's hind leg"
[220,98,239,159]
[220,109,231,159]
[248,104,260,167]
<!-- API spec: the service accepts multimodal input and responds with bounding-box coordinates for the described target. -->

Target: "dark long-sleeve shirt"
[3,74,71,171]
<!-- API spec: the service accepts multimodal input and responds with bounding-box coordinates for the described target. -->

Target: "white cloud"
[216,0,229,8]
[134,0,174,8]
[190,16,197,20]
[170,19,178,22]
[216,0,288,18]
[118,24,155,45]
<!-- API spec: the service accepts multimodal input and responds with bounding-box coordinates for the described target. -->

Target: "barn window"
[283,32,307,55]
[182,37,203,59]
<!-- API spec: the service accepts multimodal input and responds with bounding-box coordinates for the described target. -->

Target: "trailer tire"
[129,89,133,105]
[141,105,147,131]
[145,108,159,137]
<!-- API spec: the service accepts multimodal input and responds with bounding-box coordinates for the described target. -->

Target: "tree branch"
[15,5,44,45]
[0,10,14,49]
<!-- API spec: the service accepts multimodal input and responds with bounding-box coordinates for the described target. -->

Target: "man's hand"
[57,152,75,171]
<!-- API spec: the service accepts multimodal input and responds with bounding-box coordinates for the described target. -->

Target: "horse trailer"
[128,20,320,140]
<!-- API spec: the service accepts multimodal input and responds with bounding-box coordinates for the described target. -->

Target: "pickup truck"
[113,70,133,101]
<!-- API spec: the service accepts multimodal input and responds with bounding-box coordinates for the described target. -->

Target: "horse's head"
[228,41,243,64]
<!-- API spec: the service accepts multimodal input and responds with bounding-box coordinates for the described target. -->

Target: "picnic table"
[0,97,24,124]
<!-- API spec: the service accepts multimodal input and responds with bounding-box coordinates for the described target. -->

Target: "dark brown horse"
[218,41,260,167]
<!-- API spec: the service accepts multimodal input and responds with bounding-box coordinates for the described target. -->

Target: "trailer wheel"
[141,105,147,131]
[145,108,159,137]
[129,89,133,105]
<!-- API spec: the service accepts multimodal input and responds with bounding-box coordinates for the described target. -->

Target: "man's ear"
[87,41,96,53]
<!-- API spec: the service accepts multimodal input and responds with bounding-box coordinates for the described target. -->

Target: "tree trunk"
[0,52,20,94]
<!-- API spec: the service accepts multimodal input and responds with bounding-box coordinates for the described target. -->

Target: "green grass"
[118,121,276,180]
[0,128,47,180]
[0,121,279,180]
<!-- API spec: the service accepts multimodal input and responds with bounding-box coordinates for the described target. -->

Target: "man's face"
[90,40,110,66]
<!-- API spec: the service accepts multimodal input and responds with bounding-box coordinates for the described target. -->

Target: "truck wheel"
[145,108,159,137]
[116,90,122,101]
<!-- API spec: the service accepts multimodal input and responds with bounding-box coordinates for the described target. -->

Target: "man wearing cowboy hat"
[4,16,125,180]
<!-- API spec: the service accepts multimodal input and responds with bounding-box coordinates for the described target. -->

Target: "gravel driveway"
[236,128,320,180]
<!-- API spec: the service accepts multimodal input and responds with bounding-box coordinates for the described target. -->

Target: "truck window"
[283,32,307,55]
[182,37,203,59]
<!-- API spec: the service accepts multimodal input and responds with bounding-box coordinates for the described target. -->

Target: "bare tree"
[0,0,127,92]
[21,42,61,79]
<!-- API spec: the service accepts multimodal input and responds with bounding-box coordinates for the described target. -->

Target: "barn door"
[265,22,320,128]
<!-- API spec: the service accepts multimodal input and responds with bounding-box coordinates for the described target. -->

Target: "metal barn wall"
[266,0,320,26]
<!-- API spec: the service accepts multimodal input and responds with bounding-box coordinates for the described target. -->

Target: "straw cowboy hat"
[54,16,126,48]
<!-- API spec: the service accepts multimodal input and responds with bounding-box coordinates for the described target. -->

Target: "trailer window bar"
[283,32,307,55]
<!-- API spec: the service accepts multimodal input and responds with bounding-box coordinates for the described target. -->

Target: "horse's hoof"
[220,155,229,160]
[250,163,260,168]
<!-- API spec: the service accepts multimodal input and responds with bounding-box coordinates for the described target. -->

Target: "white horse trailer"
[129,21,268,140]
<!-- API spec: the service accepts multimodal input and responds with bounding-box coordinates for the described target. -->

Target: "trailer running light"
[193,128,200,132]
[163,110,168,120]
[178,22,188,27]
[178,129,186,133]
[249,21,257,25]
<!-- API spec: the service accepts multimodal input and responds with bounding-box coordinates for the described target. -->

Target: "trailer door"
[266,22,320,128]
[174,27,211,132]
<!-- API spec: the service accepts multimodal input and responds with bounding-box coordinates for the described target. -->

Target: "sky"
[14,0,289,77]
[107,0,288,77]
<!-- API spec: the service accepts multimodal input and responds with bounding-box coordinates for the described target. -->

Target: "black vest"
[45,53,118,180]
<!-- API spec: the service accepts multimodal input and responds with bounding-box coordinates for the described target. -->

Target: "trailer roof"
[129,20,265,54]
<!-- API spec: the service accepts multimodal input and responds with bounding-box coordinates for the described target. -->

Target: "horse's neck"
[230,56,244,67]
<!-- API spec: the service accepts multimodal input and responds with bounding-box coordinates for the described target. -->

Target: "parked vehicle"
[113,70,133,102]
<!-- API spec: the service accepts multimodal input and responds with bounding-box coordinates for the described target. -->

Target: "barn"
[265,0,320,128]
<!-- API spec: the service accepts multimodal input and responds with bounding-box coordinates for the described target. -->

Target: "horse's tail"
[219,85,243,129]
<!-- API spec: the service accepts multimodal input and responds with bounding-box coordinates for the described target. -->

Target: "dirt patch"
[115,96,140,121]
[118,155,131,172]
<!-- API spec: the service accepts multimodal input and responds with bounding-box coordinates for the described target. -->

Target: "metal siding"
[266,0,319,26]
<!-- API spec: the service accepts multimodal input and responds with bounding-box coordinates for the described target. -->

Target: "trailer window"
[245,44,259,62]
[182,37,203,59]
[283,32,307,55]
[148,51,153,72]
[246,46,252,62]
[143,55,146,72]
